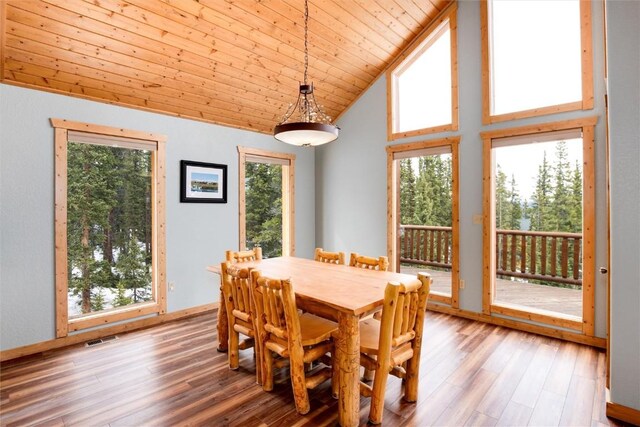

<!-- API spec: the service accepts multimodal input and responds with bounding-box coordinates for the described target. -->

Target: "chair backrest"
[221,261,254,332]
[377,273,431,368]
[250,270,302,355]
[349,252,389,271]
[314,248,346,265]
[226,247,263,263]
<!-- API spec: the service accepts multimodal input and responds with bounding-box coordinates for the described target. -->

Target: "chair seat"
[299,313,338,346]
[359,318,382,355]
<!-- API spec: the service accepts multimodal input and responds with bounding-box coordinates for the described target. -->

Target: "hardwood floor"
[0,310,627,426]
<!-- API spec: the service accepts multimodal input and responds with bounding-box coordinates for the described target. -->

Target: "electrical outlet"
[169,282,175,291]
[459,279,465,289]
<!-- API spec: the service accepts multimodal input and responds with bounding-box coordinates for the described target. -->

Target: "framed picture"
[180,160,227,203]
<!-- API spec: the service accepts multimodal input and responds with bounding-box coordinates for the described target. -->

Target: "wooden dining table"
[207,256,419,427]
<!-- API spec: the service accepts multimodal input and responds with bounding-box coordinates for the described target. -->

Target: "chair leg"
[289,359,311,415]
[263,349,274,391]
[369,366,390,424]
[254,341,263,385]
[331,349,339,399]
[228,330,239,370]
[404,357,420,402]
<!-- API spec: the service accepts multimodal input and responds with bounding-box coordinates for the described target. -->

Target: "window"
[481,0,594,123]
[386,137,460,308]
[238,147,295,257]
[482,118,596,335]
[52,119,166,338]
[387,4,458,140]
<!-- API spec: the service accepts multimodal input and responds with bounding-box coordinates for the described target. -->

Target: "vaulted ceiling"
[1,0,451,134]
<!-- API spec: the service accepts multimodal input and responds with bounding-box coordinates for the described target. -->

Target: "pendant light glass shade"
[273,1,339,147]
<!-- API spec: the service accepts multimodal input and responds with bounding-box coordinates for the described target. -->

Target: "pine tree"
[507,174,523,230]
[399,159,417,224]
[495,166,509,229]
[529,152,553,232]
[113,281,132,307]
[567,160,583,233]
[245,162,283,258]
[551,141,571,232]
[115,234,151,303]
[67,143,118,313]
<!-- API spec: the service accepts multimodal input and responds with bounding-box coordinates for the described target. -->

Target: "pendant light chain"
[303,0,309,85]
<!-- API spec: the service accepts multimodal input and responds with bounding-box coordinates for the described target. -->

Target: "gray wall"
[0,84,316,350]
[317,0,609,333]
[606,1,640,411]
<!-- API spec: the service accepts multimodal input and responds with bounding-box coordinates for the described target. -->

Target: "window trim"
[386,136,460,308]
[386,4,459,141]
[481,117,597,335]
[51,118,167,338]
[480,0,594,124]
[237,146,295,257]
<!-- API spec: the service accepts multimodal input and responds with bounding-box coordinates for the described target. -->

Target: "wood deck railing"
[399,225,583,287]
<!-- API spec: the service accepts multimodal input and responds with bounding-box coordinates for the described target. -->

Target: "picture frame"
[180,160,227,203]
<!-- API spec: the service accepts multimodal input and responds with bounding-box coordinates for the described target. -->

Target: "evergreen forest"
[245,162,283,258]
[399,142,582,234]
[67,142,153,316]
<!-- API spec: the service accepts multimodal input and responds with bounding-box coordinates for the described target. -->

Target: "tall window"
[387,4,458,140]
[481,0,593,123]
[52,119,166,337]
[482,118,596,335]
[387,137,460,308]
[238,147,295,258]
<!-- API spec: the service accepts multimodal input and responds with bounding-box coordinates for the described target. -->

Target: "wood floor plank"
[464,411,498,426]
[0,310,615,427]
[543,341,580,396]
[528,389,565,426]
[559,374,596,426]
[496,401,533,426]
[476,345,536,419]
[511,342,558,408]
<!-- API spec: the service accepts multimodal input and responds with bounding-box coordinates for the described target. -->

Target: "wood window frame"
[481,117,597,335]
[237,146,295,256]
[386,3,459,141]
[481,0,594,125]
[51,118,167,338]
[386,137,460,308]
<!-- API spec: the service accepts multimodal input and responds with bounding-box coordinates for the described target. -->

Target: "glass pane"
[396,24,452,133]
[490,0,582,115]
[245,162,283,258]
[494,137,583,317]
[67,142,153,318]
[398,153,453,296]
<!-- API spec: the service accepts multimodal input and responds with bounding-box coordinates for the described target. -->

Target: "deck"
[400,266,582,317]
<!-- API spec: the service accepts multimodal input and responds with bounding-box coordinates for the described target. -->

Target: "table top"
[208,256,419,316]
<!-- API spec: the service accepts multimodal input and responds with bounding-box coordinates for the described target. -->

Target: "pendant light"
[273,0,340,147]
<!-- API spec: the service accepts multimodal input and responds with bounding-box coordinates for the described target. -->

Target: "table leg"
[216,282,228,353]
[337,312,360,427]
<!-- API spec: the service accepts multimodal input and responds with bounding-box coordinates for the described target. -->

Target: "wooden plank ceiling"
[1,0,451,135]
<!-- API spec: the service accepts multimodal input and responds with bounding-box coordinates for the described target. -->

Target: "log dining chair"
[352,272,431,424]
[220,262,261,384]
[215,247,263,353]
[314,247,346,265]
[349,252,390,271]
[226,247,262,263]
[250,270,338,415]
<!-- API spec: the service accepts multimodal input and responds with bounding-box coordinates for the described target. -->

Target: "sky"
[401,0,584,201]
